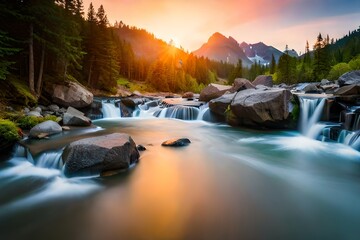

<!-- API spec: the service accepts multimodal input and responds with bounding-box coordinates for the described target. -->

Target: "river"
[1,105,360,239]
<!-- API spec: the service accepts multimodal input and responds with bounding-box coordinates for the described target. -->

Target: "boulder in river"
[46,81,93,108]
[338,70,360,87]
[29,120,62,139]
[230,88,293,128]
[162,138,191,147]
[334,84,360,96]
[199,83,232,102]
[182,92,194,99]
[62,133,140,177]
[231,78,255,92]
[63,106,92,126]
[304,83,323,94]
[252,75,273,87]
[209,93,236,117]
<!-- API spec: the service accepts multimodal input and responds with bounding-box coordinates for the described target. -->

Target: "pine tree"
[0,31,19,80]
[228,59,242,84]
[313,33,330,81]
[277,47,297,84]
[270,54,276,74]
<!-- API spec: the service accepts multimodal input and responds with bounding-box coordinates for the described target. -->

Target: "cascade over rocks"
[62,133,139,177]
[46,81,93,108]
[338,70,360,86]
[252,75,273,87]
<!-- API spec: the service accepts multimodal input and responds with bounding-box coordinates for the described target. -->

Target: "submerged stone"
[162,138,191,147]
[137,144,147,151]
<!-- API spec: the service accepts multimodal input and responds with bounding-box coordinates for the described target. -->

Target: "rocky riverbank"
[1,70,360,166]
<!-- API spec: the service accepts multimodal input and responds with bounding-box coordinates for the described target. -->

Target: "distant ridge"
[193,32,298,66]
[192,32,253,67]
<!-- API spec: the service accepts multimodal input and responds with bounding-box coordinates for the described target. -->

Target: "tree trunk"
[87,57,94,86]
[63,61,68,81]
[29,23,35,93]
[36,42,45,95]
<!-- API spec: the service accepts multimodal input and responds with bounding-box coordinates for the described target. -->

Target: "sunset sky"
[83,0,360,54]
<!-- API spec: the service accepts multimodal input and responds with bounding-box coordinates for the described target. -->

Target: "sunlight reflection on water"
[1,118,360,239]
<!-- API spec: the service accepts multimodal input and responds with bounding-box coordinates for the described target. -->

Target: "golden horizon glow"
[83,0,360,54]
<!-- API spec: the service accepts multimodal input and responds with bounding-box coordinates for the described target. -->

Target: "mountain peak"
[208,32,228,45]
[193,33,253,67]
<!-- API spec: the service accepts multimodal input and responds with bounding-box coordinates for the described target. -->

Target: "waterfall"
[102,101,121,118]
[197,104,209,120]
[35,150,63,169]
[299,97,326,137]
[154,106,200,120]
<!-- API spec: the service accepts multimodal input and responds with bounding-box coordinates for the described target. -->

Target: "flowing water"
[1,101,360,239]
[102,101,121,118]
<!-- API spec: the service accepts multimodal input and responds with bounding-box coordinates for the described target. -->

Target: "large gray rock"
[29,120,62,138]
[231,78,255,92]
[252,75,273,87]
[304,83,323,94]
[49,81,93,108]
[334,84,360,96]
[338,71,360,87]
[63,106,91,126]
[230,88,292,128]
[62,133,140,177]
[26,111,42,117]
[48,104,60,112]
[199,83,232,102]
[209,93,236,117]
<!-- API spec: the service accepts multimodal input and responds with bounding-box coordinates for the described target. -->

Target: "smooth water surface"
[1,118,360,239]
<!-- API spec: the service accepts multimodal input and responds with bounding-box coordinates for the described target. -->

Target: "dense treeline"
[0,0,235,96]
[1,0,358,98]
[273,28,360,84]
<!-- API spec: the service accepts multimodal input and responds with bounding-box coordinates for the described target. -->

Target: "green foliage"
[312,33,331,81]
[327,62,351,80]
[16,115,59,130]
[0,77,37,107]
[0,119,20,149]
[228,59,242,84]
[1,0,359,97]
[349,55,360,70]
[43,115,61,123]
[16,116,42,130]
[290,100,300,121]
[277,52,297,84]
[0,31,20,80]
[270,54,276,74]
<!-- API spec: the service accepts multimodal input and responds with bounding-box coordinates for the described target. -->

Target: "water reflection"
[1,118,360,239]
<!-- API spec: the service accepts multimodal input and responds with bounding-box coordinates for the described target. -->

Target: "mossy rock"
[0,76,37,107]
[0,119,21,153]
[16,115,61,130]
